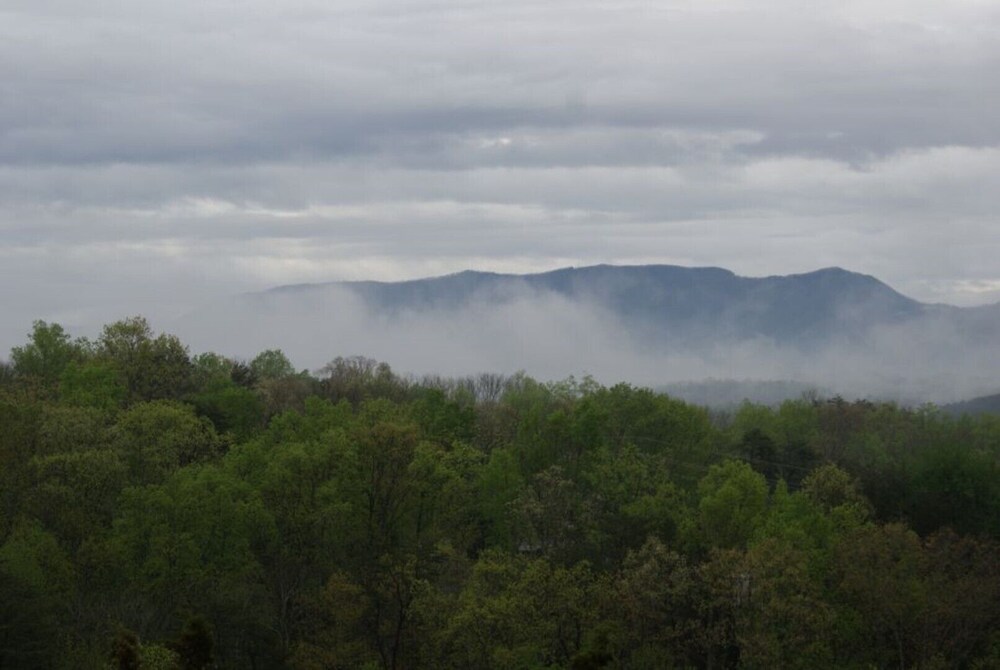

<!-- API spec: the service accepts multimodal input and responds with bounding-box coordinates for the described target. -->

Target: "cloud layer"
[2,0,999,371]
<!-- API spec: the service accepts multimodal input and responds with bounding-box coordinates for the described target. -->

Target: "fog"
[161,284,1000,405]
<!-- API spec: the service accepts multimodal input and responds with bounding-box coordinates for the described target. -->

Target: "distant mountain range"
[173,265,1000,402]
[263,264,999,351]
[943,393,1000,417]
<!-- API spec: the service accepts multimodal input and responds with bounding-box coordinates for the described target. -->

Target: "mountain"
[943,393,1000,417]
[172,264,1000,402]
[264,265,933,348]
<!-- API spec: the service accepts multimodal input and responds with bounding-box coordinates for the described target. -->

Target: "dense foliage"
[2,318,1000,669]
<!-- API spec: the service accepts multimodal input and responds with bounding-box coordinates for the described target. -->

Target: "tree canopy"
[1,317,1000,668]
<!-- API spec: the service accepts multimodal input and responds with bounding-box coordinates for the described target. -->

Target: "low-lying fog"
[163,285,1000,406]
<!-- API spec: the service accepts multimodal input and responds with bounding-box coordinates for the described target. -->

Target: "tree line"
[1,318,1000,669]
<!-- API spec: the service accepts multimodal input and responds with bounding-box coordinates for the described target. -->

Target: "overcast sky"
[2,0,999,351]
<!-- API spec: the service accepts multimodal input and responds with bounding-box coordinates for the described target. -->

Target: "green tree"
[512,466,595,564]
[98,317,193,403]
[190,352,233,390]
[321,356,408,406]
[288,572,373,669]
[435,552,597,669]
[231,426,358,654]
[112,401,223,485]
[25,448,127,549]
[583,444,685,564]
[250,349,296,381]
[602,537,699,667]
[800,463,873,530]
[736,539,834,669]
[110,465,277,664]
[59,360,127,411]
[0,360,15,388]
[477,448,525,550]
[0,522,74,667]
[36,404,107,456]
[832,523,925,669]
[695,460,769,550]
[10,320,86,386]
[0,393,44,533]
[407,388,475,446]
[186,378,264,440]
[918,530,1000,667]
[906,441,1000,536]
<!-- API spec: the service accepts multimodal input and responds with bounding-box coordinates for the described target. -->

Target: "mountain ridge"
[255,264,935,349]
[266,264,900,295]
[170,264,1000,402]
[263,263,930,312]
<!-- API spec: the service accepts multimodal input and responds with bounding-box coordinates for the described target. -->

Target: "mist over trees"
[2,317,1000,668]
[166,265,1000,404]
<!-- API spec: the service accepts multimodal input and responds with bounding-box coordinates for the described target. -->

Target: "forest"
[2,317,1000,669]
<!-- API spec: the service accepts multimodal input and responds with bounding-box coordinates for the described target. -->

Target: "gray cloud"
[2,0,999,384]
[4,0,999,165]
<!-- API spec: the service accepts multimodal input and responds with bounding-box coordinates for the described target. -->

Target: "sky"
[2,0,999,354]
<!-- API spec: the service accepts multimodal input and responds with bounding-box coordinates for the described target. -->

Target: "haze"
[168,277,1000,404]
[3,0,999,397]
